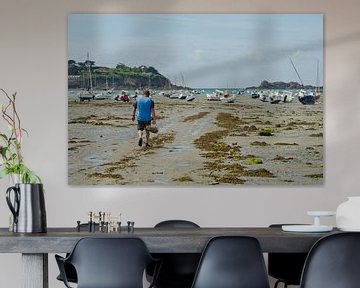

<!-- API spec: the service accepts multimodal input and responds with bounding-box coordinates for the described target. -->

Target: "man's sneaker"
[138,138,143,147]
[145,143,151,147]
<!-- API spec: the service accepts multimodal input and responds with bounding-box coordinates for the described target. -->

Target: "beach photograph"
[68,14,323,186]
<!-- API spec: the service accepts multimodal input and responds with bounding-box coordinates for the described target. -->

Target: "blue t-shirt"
[133,97,154,121]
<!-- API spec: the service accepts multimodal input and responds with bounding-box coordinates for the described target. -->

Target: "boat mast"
[316,59,319,92]
[86,52,93,91]
[181,73,186,88]
[289,58,304,87]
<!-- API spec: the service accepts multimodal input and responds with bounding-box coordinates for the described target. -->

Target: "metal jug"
[6,183,47,233]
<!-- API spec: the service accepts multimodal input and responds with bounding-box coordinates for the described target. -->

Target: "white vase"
[336,197,360,231]
[9,173,22,185]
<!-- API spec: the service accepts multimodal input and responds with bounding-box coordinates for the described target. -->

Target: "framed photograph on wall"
[68,14,323,185]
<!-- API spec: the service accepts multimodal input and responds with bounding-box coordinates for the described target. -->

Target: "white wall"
[1,0,360,287]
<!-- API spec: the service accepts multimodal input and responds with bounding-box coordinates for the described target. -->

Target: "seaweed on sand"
[214,175,245,184]
[309,132,323,137]
[251,141,270,146]
[87,132,175,183]
[88,172,124,181]
[216,112,249,129]
[305,173,323,179]
[273,155,293,162]
[194,112,277,184]
[69,114,132,128]
[183,112,210,122]
[173,176,194,182]
[274,142,298,146]
[243,169,274,178]
[150,133,175,148]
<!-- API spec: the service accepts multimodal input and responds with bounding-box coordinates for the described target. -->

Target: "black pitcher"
[6,183,47,233]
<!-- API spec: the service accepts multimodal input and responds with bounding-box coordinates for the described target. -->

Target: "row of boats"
[250,89,321,105]
[78,87,321,105]
[79,88,132,102]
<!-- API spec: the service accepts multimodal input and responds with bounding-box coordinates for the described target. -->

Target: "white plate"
[282,225,333,232]
[307,211,336,217]
[338,227,360,232]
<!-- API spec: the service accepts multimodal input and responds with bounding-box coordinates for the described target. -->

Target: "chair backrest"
[150,220,201,287]
[155,219,200,228]
[300,232,360,288]
[268,224,308,285]
[66,237,154,288]
[191,236,270,288]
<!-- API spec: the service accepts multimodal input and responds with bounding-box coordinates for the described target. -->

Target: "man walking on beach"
[131,89,156,147]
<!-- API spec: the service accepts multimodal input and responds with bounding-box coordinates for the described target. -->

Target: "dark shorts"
[137,120,151,131]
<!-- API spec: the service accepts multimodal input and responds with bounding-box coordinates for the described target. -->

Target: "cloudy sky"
[68,14,323,88]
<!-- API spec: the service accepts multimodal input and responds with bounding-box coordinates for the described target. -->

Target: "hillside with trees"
[68,60,177,89]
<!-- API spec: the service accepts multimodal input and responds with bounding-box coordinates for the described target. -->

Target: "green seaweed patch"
[251,141,270,146]
[305,173,323,179]
[246,157,263,164]
[309,133,323,137]
[183,112,210,122]
[173,176,194,182]
[274,142,298,146]
[258,127,274,136]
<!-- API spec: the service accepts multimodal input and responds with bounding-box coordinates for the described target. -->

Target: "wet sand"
[68,94,323,185]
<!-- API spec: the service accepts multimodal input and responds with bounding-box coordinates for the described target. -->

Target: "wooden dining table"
[0,226,339,288]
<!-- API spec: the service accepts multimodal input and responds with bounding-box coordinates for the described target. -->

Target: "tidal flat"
[68,94,323,185]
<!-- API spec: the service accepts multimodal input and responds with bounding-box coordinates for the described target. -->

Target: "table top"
[0,227,340,254]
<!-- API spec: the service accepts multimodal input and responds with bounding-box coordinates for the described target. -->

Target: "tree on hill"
[68,60,174,89]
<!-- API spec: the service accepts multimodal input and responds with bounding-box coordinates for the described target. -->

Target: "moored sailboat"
[79,52,95,102]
